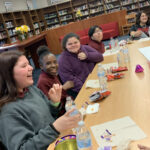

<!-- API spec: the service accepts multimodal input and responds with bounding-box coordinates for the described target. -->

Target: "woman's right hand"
[138,144,150,150]
[135,30,142,37]
[53,108,81,132]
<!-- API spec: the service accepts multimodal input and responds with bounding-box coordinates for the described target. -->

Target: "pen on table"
[106,129,111,135]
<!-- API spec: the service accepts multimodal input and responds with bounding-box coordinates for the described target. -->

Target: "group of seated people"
[0,11,150,150]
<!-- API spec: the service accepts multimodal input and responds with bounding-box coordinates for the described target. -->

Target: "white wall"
[0,0,70,13]
[36,0,48,9]
[0,0,28,13]
[0,0,6,13]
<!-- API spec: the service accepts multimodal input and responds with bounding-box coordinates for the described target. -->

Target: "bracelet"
[49,123,60,134]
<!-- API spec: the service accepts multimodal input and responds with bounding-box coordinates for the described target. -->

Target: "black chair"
[0,142,6,150]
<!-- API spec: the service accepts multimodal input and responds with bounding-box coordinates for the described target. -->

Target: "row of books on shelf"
[60,14,73,22]
[139,1,150,7]
[0,31,7,40]
[5,21,14,28]
[90,6,104,14]
[89,2,103,8]
[75,4,88,10]
[105,4,120,9]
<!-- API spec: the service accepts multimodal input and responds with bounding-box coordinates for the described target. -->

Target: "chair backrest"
[125,13,136,25]
[0,142,6,150]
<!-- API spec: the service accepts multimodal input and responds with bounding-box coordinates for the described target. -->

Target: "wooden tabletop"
[0,33,46,51]
[48,40,150,150]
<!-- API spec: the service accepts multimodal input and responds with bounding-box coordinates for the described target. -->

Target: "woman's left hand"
[48,84,62,103]
[78,52,87,60]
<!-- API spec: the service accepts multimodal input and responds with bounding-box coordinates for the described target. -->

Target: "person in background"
[88,25,105,54]
[130,11,150,40]
[58,32,103,94]
[0,50,81,150]
[37,45,74,115]
[138,144,150,150]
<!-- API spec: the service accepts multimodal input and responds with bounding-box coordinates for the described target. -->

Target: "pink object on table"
[135,64,144,73]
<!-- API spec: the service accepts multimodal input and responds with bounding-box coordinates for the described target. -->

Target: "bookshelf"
[0,0,150,45]
[0,14,8,46]
[72,0,89,20]
[43,5,60,29]
[57,1,74,25]
[88,0,105,17]
[104,0,121,13]
[36,9,46,32]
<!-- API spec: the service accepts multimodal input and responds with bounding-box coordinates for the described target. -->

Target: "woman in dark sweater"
[58,33,103,93]
[0,50,80,150]
[130,11,150,40]
[88,25,105,54]
[37,45,74,114]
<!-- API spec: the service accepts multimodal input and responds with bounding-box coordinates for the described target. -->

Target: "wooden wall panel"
[45,10,127,54]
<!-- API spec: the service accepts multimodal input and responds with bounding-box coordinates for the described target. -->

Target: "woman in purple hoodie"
[58,32,103,94]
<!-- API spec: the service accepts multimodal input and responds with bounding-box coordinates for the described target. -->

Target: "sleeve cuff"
[49,123,60,134]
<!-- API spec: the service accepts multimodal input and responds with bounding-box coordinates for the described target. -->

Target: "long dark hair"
[136,11,150,26]
[62,33,80,51]
[0,50,23,108]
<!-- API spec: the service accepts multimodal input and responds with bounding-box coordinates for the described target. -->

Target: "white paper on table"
[103,50,119,56]
[139,46,150,61]
[90,116,146,147]
[138,38,150,42]
[86,80,100,88]
[102,62,118,71]
[86,103,100,114]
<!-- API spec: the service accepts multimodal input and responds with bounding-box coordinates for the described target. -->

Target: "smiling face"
[91,27,103,42]
[41,54,58,76]
[13,55,33,92]
[140,12,148,25]
[66,37,81,53]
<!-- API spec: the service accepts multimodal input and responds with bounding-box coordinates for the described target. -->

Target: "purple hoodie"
[58,45,103,93]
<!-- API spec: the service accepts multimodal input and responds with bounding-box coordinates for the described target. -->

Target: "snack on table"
[89,90,111,102]
[107,73,125,81]
[111,66,128,73]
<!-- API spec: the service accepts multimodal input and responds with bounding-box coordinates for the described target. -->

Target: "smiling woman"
[58,32,104,94]
[0,50,81,150]
[130,11,150,40]
[37,45,75,115]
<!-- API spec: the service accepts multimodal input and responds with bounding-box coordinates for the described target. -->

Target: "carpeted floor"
[32,35,130,85]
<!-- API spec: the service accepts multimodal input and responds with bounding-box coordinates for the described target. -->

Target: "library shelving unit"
[2,12,17,44]
[0,0,150,45]
[104,0,121,14]
[57,1,74,25]
[22,11,34,37]
[36,9,46,32]
[138,0,150,15]
[88,0,105,17]
[43,5,60,29]
[29,10,41,35]
[72,0,89,20]
[0,14,9,46]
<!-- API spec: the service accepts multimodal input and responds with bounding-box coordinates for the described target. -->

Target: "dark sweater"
[88,39,105,54]
[37,71,68,115]
[0,86,60,150]
[58,45,103,92]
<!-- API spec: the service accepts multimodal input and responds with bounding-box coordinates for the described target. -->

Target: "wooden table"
[48,40,150,150]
